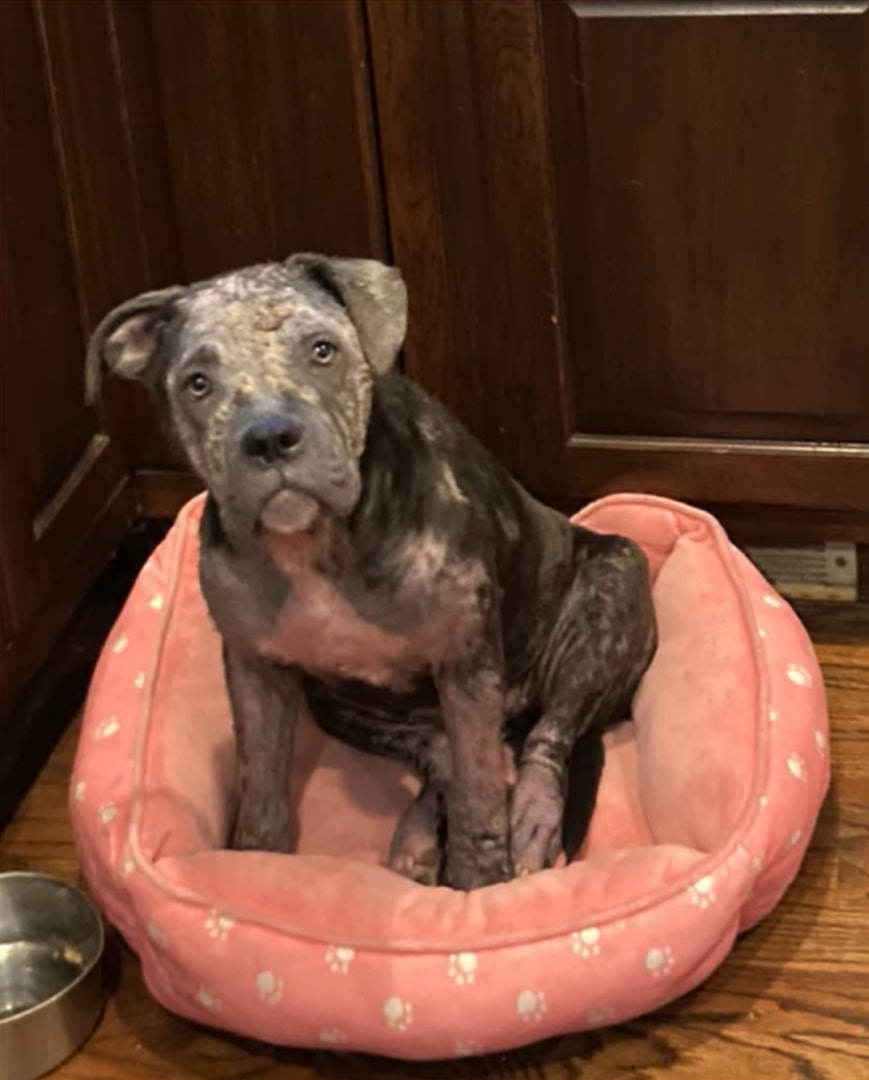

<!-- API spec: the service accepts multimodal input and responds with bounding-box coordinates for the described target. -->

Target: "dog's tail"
[561,726,606,862]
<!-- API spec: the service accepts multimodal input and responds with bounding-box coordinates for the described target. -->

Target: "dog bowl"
[0,873,104,1080]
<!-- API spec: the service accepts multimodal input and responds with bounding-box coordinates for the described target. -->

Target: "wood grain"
[2,607,866,1079]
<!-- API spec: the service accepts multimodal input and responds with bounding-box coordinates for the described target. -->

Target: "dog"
[86,254,656,890]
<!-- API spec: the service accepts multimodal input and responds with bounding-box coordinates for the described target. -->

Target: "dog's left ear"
[288,254,407,375]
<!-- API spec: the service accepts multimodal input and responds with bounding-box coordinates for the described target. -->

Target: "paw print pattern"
[148,593,165,611]
[256,970,284,1004]
[570,927,601,958]
[453,1040,483,1057]
[196,986,220,1011]
[814,730,827,755]
[383,996,413,1031]
[768,709,778,723]
[319,1028,348,1046]
[786,829,803,851]
[585,1006,615,1025]
[133,671,146,689]
[325,945,355,974]
[687,874,716,909]
[204,910,235,940]
[787,752,808,782]
[448,951,478,985]
[645,946,674,978]
[516,989,547,1023]
[111,634,129,654]
[94,716,120,741]
[98,803,117,826]
[786,663,813,688]
[145,922,167,949]
[763,593,783,609]
[72,780,86,802]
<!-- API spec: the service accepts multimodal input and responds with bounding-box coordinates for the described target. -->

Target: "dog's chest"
[261,573,423,687]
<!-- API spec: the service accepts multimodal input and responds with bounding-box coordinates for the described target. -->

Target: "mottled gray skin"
[86,254,657,890]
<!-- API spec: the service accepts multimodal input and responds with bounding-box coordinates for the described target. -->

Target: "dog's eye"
[311,341,336,365]
[186,372,211,398]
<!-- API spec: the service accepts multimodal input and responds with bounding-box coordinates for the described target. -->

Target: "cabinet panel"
[543,4,869,445]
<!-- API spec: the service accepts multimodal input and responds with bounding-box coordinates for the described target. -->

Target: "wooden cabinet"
[1,0,385,713]
[1,0,133,716]
[3,0,868,716]
[369,0,869,516]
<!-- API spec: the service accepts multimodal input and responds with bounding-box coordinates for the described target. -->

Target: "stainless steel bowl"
[0,873,104,1080]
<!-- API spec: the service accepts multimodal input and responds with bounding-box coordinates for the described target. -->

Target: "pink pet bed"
[70,494,828,1059]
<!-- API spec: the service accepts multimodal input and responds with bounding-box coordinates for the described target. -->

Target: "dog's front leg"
[437,637,513,890]
[224,645,300,853]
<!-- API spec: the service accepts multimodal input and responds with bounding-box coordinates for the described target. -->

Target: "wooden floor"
[2,604,867,1080]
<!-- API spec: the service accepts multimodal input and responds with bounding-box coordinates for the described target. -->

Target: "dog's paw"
[389,846,441,887]
[445,841,512,890]
[510,764,565,877]
[388,786,444,886]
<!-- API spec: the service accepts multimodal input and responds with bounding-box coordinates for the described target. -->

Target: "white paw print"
[383,996,413,1031]
[768,709,778,723]
[787,752,808,782]
[325,945,355,974]
[758,627,767,639]
[763,593,783,608]
[786,829,803,851]
[516,989,547,1023]
[319,1028,348,1046]
[448,951,478,985]
[94,716,120,741]
[759,794,769,808]
[687,874,716,909]
[814,730,827,755]
[453,1040,483,1057]
[148,593,165,611]
[72,780,86,802]
[98,803,117,825]
[786,663,813,688]
[146,922,167,949]
[645,946,674,978]
[120,852,136,877]
[585,1006,614,1025]
[256,970,283,1004]
[751,854,765,873]
[204,910,235,940]
[196,986,221,1011]
[133,671,146,689]
[111,634,129,654]
[570,926,601,958]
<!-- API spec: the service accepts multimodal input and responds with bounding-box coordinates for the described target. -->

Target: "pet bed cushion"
[70,494,828,1059]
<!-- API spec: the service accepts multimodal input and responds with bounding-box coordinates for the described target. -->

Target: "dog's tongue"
[260,490,319,535]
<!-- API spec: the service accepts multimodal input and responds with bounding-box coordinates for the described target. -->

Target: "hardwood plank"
[2,611,866,1078]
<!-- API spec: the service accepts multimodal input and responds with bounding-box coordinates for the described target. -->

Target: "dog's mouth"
[259,488,321,535]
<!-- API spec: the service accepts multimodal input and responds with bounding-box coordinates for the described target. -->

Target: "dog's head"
[87,255,407,538]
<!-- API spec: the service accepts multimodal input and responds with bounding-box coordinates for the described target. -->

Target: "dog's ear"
[85,286,185,405]
[288,255,407,375]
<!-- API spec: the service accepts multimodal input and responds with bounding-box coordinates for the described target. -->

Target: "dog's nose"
[240,412,305,464]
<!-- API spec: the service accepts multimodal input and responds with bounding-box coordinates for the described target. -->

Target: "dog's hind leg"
[510,534,656,876]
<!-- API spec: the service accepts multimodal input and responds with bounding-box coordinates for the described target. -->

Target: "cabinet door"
[368,0,869,518]
[104,0,388,486]
[1,1,132,714]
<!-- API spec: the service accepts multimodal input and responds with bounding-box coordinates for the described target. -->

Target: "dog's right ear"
[85,286,185,405]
